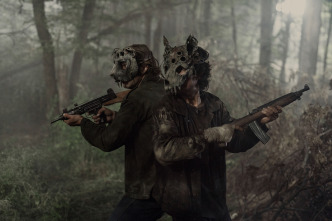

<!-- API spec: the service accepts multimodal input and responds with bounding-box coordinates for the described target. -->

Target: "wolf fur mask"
[110,45,153,85]
[163,35,209,94]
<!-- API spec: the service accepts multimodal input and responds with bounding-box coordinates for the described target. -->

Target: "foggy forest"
[0,0,331,220]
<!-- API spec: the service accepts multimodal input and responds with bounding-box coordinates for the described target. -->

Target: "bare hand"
[260,106,282,124]
[92,107,116,124]
[63,113,83,126]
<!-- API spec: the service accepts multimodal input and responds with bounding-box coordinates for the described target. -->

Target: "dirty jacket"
[80,74,165,199]
[152,91,264,218]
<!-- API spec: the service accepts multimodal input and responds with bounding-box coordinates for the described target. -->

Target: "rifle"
[50,88,131,124]
[231,84,310,127]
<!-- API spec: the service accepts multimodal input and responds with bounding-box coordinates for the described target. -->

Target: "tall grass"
[0,122,124,220]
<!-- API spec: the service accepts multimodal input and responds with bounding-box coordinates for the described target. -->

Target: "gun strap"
[249,121,270,144]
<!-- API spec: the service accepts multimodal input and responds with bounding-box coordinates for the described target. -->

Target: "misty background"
[0,0,331,220]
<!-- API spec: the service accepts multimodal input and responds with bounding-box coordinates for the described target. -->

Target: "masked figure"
[63,44,165,221]
[111,46,153,86]
[163,35,209,94]
[152,35,281,221]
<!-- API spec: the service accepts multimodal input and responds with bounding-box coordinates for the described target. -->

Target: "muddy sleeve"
[153,107,207,166]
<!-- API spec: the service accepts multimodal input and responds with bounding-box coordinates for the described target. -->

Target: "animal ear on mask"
[163,36,172,54]
[112,48,120,62]
[186,34,198,56]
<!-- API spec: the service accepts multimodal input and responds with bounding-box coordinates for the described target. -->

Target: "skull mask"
[110,47,139,85]
[163,35,209,94]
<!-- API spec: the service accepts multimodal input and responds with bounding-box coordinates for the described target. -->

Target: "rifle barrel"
[51,115,65,124]
[232,84,310,127]
[50,88,117,124]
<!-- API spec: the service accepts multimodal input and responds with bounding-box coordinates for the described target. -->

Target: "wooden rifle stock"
[231,84,310,127]
[103,89,131,106]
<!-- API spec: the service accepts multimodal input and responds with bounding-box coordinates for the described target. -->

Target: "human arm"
[153,107,206,165]
[153,107,233,165]
[63,113,83,126]
[62,106,118,126]
[79,96,143,152]
[225,105,282,152]
[153,101,282,164]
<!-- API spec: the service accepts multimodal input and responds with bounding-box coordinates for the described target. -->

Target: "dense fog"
[0,0,331,220]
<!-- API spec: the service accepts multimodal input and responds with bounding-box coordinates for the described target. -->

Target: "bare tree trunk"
[190,0,199,36]
[93,1,107,76]
[298,0,322,86]
[202,0,212,36]
[230,0,238,69]
[259,0,274,73]
[57,61,70,111]
[164,8,177,40]
[323,5,332,74]
[153,11,164,60]
[145,13,152,47]
[69,0,96,99]
[55,31,70,112]
[32,0,59,115]
[280,14,292,84]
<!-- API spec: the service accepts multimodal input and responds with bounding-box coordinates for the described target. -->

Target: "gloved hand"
[203,124,235,144]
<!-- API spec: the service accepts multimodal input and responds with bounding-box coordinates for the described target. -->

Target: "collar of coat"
[169,91,222,117]
[124,73,163,99]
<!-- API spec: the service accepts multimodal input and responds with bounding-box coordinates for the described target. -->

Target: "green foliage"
[1,0,331,220]
[0,122,124,220]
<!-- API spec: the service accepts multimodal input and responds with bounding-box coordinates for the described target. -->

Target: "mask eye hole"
[171,59,176,63]
[176,66,184,73]
[180,57,186,61]
[125,48,135,56]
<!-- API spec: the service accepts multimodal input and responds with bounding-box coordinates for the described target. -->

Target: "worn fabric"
[107,196,163,221]
[172,214,231,221]
[152,91,266,219]
[80,74,165,199]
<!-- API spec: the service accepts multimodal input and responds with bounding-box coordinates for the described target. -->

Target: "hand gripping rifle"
[231,84,310,128]
[50,88,130,124]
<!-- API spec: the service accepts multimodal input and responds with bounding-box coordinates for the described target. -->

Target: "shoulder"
[119,77,165,119]
[154,93,179,114]
[155,93,174,110]
[201,91,225,111]
[154,94,176,122]
[138,77,165,95]
[125,77,165,104]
